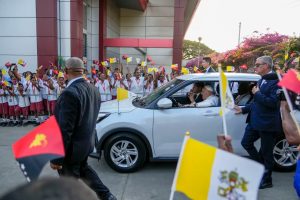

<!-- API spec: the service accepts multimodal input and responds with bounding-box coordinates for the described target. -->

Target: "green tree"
[183,40,215,59]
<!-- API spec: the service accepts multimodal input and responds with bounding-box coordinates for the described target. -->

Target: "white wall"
[0,0,37,72]
[119,0,175,71]
[57,0,71,62]
[85,0,100,68]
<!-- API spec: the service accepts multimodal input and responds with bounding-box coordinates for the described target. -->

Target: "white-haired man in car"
[184,85,218,107]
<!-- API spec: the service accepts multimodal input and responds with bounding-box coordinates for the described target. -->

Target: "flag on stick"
[148,68,158,73]
[126,57,132,63]
[278,69,300,94]
[117,88,129,101]
[18,59,27,67]
[277,70,300,134]
[226,66,235,72]
[109,58,117,64]
[12,116,65,182]
[171,64,178,71]
[219,68,234,114]
[170,133,264,200]
[141,61,147,67]
[181,67,189,75]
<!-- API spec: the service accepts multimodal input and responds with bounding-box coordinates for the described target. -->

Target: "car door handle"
[203,113,219,116]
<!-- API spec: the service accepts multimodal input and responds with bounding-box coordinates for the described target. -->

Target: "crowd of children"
[0,60,187,127]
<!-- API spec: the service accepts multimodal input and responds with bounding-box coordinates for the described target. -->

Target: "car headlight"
[97,112,110,123]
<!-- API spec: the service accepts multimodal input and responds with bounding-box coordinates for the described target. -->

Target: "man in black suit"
[202,57,215,73]
[50,57,116,200]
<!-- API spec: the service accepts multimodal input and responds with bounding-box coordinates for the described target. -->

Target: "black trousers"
[241,124,277,172]
[58,157,110,198]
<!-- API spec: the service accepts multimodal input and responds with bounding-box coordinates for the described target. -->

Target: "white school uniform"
[110,78,122,97]
[6,85,18,106]
[16,91,30,108]
[0,89,7,103]
[95,80,112,101]
[144,81,154,95]
[130,77,145,96]
[27,83,43,103]
[157,79,168,88]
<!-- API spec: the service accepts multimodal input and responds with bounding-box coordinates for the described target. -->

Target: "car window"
[169,81,220,108]
[138,78,184,106]
[231,81,257,106]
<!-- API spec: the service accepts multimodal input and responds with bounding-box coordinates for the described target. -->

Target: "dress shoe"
[100,192,117,200]
[259,180,273,189]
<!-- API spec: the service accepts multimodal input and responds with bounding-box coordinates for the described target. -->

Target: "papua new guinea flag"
[12,116,65,182]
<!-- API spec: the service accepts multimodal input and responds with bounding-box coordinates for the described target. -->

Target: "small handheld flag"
[18,59,27,67]
[141,61,147,67]
[5,62,12,68]
[148,68,158,73]
[109,58,117,64]
[117,88,129,101]
[278,69,300,94]
[1,68,7,76]
[181,67,189,75]
[219,67,235,136]
[12,116,65,182]
[126,57,132,63]
[171,64,178,71]
[226,66,235,72]
[170,133,264,200]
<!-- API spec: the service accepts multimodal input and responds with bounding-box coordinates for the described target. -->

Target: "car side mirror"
[157,98,172,109]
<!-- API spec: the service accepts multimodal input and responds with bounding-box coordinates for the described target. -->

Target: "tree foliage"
[209,32,300,68]
[183,40,215,60]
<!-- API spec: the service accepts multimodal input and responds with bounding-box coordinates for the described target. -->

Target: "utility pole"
[238,22,242,48]
[197,37,202,68]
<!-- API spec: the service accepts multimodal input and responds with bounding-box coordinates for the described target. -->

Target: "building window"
[83,33,87,57]
[83,1,88,57]
[83,2,88,30]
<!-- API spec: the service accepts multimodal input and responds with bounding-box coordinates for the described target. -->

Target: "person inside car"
[178,82,203,107]
[234,82,253,106]
[180,85,218,107]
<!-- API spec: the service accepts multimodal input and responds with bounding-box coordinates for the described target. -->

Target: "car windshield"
[136,78,184,107]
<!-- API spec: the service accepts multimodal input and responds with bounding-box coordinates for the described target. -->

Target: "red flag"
[278,69,300,94]
[5,62,12,68]
[12,116,65,182]
[240,64,248,70]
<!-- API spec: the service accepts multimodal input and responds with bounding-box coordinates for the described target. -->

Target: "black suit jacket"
[205,67,215,73]
[52,78,101,165]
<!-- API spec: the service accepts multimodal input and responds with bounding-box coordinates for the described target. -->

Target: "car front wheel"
[103,133,147,173]
[273,137,298,171]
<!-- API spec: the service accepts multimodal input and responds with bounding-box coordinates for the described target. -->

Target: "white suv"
[93,73,298,173]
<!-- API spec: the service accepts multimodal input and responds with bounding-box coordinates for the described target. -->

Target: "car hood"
[100,96,137,113]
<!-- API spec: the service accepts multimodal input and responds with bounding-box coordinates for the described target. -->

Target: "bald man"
[50,57,116,200]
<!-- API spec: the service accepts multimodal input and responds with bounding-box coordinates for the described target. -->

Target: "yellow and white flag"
[226,66,235,72]
[117,88,128,101]
[147,68,158,73]
[109,58,117,64]
[141,61,147,67]
[181,67,189,75]
[126,57,132,63]
[219,67,235,115]
[170,135,264,200]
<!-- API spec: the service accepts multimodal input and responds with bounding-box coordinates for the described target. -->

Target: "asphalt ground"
[0,126,298,200]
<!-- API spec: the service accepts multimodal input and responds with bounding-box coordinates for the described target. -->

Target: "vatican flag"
[117,88,128,101]
[170,133,264,200]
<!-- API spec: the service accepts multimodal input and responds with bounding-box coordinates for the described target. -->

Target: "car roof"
[177,73,261,81]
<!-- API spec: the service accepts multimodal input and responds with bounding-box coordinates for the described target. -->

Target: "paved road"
[0,126,297,200]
